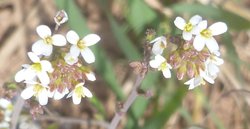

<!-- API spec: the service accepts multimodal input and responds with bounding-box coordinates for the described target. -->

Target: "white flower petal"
[24,68,36,81]
[155,55,166,63]
[214,56,224,65]
[149,60,160,68]
[70,45,81,57]
[182,31,192,40]
[0,99,11,109]
[83,34,101,46]
[72,93,81,105]
[189,15,202,25]
[28,52,40,63]
[197,20,207,31]
[66,91,73,98]
[64,53,78,65]
[54,90,65,100]
[152,41,164,55]
[200,71,214,84]
[208,63,219,76]
[15,69,26,82]
[40,60,53,72]
[205,37,219,53]
[47,90,55,98]
[21,86,35,99]
[82,87,93,98]
[162,69,171,78]
[38,89,48,105]
[86,72,96,81]
[37,72,50,85]
[41,44,53,56]
[32,40,45,56]
[150,37,161,44]
[193,35,206,51]
[184,78,193,85]
[209,22,227,36]
[36,25,51,38]
[81,48,95,64]
[174,17,186,30]
[66,30,79,44]
[193,76,202,87]
[52,34,67,46]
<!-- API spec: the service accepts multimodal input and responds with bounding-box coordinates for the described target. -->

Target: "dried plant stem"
[11,94,25,129]
[109,39,151,129]
[108,75,145,129]
[37,115,109,128]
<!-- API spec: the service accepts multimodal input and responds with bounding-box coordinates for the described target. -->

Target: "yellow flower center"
[200,29,212,38]
[44,36,53,45]
[31,63,42,72]
[159,62,167,71]
[74,86,84,98]
[184,22,193,32]
[33,84,44,96]
[56,16,63,22]
[77,40,86,50]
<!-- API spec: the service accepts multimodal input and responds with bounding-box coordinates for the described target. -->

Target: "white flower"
[0,98,13,126]
[21,81,49,105]
[150,36,167,55]
[174,15,202,40]
[184,76,203,90]
[204,53,224,79]
[48,88,69,100]
[85,71,96,81]
[193,21,227,52]
[32,25,67,56]
[15,52,53,84]
[149,55,172,78]
[67,82,93,105]
[66,30,100,64]
[54,10,68,26]
[64,53,78,65]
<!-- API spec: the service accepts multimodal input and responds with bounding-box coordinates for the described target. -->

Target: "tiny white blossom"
[149,55,172,78]
[85,71,96,81]
[184,76,203,90]
[66,30,100,64]
[0,98,12,129]
[21,81,49,105]
[67,82,93,105]
[48,88,69,100]
[54,10,68,26]
[64,53,78,65]
[174,15,202,40]
[15,52,53,84]
[204,52,224,79]
[150,36,167,55]
[32,25,67,56]
[193,21,227,52]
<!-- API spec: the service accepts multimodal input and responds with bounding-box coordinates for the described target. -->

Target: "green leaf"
[171,3,250,30]
[107,14,141,60]
[127,0,157,34]
[142,82,187,129]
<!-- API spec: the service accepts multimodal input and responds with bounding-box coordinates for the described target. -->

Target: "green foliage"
[127,0,157,34]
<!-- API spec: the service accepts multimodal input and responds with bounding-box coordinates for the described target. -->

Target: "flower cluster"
[0,98,13,129]
[149,15,227,90]
[15,10,100,105]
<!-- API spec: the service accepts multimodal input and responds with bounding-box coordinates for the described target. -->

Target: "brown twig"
[36,115,109,128]
[108,35,152,129]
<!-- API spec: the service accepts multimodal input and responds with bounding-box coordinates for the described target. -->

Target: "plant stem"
[108,75,145,129]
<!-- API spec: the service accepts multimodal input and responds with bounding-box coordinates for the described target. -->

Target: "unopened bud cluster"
[149,15,226,89]
[14,10,100,105]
